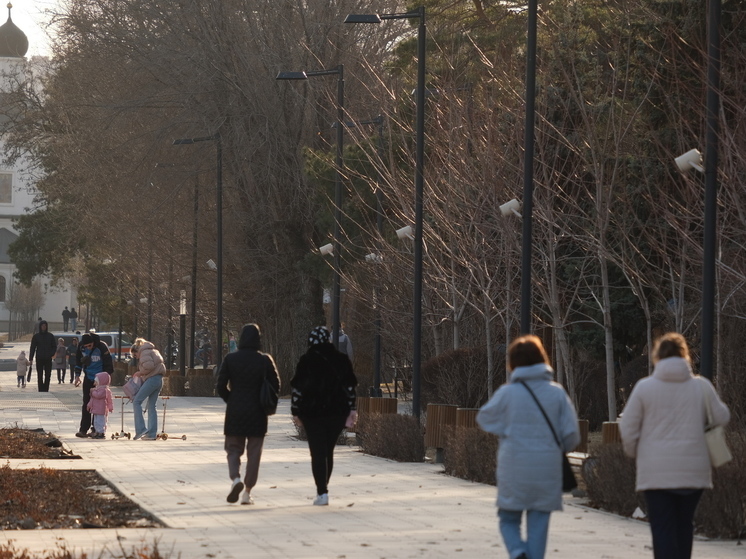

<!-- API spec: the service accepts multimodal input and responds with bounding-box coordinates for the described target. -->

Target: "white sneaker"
[313,493,329,506]
[227,478,244,503]
[240,491,254,505]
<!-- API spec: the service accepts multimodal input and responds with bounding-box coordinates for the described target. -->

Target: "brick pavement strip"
[0,340,743,558]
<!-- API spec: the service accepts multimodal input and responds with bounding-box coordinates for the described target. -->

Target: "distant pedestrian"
[70,308,78,331]
[620,332,730,559]
[86,372,113,439]
[228,331,237,353]
[28,320,56,392]
[216,323,280,505]
[337,327,353,363]
[62,307,71,331]
[67,337,79,383]
[54,338,68,383]
[74,332,114,438]
[291,326,357,506]
[16,351,29,388]
[130,338,166,440]
[477,335,580,559]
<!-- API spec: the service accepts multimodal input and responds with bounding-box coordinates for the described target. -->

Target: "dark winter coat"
[75,332,114,380]
[216,324,280,437]
[291,342,357,418]
[29,321,57,362]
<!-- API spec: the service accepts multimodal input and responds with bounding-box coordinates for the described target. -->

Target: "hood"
[81,332,101,346]
[509,362,554,383]
[238,324,261,350]
[95,372,110,386]
[17,351,26,360]
[652,357,693,382]
[140,341,155,351]
[39,320,48,331]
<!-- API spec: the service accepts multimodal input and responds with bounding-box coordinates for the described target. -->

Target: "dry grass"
[0,428,162,531]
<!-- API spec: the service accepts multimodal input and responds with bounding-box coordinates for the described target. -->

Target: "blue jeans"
[498,509,551,559]
[133,375,163,438]
[644,489,703,559]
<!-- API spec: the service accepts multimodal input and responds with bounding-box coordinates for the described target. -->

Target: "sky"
[5,1,57,57]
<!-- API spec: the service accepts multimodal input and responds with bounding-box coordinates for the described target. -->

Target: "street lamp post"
[277,66,345,348]
[520,0,538,335]
[173,133,224,368]
[179,290,187,376]
[700,0,720,381]
[345,8,426,418]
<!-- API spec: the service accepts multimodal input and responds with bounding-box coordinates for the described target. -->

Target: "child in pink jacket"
[87,372,113,439]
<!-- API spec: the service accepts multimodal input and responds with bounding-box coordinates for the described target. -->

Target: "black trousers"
[302,415,347,496]
[36,360,52,392]
[644,489,703,559]
[79,376,95,434]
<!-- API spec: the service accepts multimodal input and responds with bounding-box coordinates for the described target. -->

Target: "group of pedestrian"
[476,332,730,559]
[61,306,78,332]
[216,324,357,507]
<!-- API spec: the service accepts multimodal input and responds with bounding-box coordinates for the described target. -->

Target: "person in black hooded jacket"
[216,323,280,505]
[28,320,56,392]
[291,326,357,506]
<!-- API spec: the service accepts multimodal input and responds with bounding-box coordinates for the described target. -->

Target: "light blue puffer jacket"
[477,363,580,512]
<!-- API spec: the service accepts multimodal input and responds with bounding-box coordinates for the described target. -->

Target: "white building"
[0,4,77,334]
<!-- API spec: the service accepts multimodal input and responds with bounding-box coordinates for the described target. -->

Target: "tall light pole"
[701,0,720,380]
[520,0,538,335]
[173,133,223,368]
[277,66,345,348]
[345,8,426,418]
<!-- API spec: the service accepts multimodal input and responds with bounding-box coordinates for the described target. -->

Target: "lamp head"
[675,148,704,173]
[276,71,308,80]
[499,198,522,217]
[344,14,382,23]
[396,225,414,240]
[365,253,383,263]
[319,243,334,256]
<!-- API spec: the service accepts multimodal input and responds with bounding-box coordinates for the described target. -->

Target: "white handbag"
[701,379,732,467]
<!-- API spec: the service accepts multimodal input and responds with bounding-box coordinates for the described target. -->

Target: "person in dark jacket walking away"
[67,337,78,383]
[70,308,78,331]
[216,324,280,505]
[291,326,357,506]
[62,307,71,331]
[54,338,68,383]
[74,332,114,437]
[28,320,56,392]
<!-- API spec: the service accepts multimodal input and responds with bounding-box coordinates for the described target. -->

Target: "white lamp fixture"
[206,259,218,270]
[675,149,704,173]
[319,243,334,256]
[396,225,414,240]
[499,198,522,217]
[365,253,383,263]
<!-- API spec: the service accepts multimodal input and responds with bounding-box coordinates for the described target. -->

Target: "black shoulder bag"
[519,381,578,493]
[259,356,278,416]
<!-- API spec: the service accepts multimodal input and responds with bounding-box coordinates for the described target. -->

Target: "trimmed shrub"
[421,347,496,414]
[357,413,425,462]
[442,426,497,485]
[583,430,746,539]
[583,443,642,517]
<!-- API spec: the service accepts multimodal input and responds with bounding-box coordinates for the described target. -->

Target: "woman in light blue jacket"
[477,335,580,559]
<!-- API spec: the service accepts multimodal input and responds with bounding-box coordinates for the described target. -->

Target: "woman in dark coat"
[216,323,280,505]
[291,326,357,506]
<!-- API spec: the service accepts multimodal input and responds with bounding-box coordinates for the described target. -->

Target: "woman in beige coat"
[619,332,730,559]
[131,338,166,440]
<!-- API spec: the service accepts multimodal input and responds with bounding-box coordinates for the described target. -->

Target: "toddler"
[86,372,113,439]
[16,351,29,388]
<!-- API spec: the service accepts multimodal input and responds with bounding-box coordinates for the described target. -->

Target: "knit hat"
[81,333,94,346]
[308,326,331,346]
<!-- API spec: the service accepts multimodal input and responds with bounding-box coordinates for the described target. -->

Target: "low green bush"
[442,426,497,485]
[356,413,425,462]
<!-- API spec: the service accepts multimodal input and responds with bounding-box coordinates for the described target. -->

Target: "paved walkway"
[0,340,742,558]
